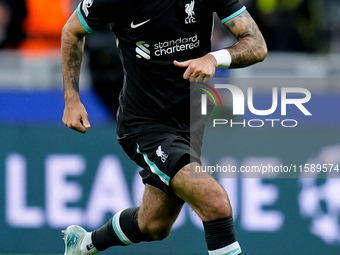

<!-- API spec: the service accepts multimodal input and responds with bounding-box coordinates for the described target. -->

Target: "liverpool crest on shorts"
[156,145,169,163]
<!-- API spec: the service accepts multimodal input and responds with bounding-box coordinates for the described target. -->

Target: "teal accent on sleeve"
[221,6,246,23]
[77,3,98,34]
[136,144,170,186]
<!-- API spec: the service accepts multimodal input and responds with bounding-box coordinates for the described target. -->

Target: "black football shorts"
[118,127,204,200]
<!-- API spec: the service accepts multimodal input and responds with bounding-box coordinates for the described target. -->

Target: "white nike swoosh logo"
[131,19,150,29]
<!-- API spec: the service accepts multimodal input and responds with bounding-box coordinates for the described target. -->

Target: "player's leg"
[171,162,242,255]
[171,162,231,221]
[62,183,183,255]
[87,183,183,249]
[136,183,184,240]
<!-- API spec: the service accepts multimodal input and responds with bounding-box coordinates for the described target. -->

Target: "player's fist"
[62,100,91,134]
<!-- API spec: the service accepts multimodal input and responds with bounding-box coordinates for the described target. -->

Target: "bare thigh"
[171,162,232,221]
[138,184,184,239]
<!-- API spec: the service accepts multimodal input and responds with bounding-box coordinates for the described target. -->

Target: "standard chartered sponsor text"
[154,34,200,56]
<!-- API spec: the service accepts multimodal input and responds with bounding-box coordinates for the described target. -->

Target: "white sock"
[80,232,99,255]
[208,241,241,255]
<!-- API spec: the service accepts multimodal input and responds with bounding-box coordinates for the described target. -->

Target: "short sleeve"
[77,0,115,34]
[212,0,246,24]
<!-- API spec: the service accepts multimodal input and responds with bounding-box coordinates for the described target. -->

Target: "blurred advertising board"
[1,125,340,255]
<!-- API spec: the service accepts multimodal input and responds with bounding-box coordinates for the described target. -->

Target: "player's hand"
[173,54,217,83]
[62,99,91,134]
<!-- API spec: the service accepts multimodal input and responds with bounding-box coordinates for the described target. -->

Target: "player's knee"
[199,189,232,220]
[149,228,171,241]
[207,198,232,220]
[139,222,171,241]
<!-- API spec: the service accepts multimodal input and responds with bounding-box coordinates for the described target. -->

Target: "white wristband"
[209,49,232,68]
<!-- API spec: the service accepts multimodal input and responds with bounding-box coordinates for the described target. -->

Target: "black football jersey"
[77,0,245,135]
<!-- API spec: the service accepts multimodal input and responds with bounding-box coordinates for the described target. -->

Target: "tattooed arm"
[174,10,267,82]
[224,10,267,68]
[61,11,90,133]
